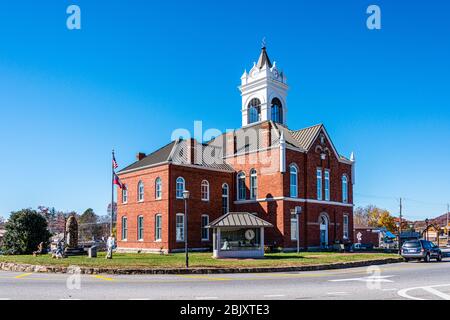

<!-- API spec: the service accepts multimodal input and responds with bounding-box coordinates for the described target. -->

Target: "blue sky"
[0,1,449,221]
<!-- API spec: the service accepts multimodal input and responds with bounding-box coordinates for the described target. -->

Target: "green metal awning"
[207,212,273,229]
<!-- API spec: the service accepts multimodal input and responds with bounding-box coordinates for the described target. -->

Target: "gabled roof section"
[207,212,273,228]
[118,141,176,173]
[256,47,272,69]
[290,124,323,150]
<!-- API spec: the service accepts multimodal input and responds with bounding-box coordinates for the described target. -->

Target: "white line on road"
[129,298,151,300]
[264,294,285,298]
[382,288,398,291]
[0,298,11,300]
[195,296,219,300]
[398,284,450,300]
[327,292,351,295]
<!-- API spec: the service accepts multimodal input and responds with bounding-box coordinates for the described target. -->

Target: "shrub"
[2,209,52,255]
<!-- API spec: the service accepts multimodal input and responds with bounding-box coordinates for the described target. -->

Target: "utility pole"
[398,198,402,254]
[447,203,449,245]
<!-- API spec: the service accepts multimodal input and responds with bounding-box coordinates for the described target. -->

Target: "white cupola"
[239,45,289,127]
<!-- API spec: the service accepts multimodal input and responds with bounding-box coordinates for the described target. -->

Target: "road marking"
[129,298,150,300]
[264,294,285,298]
[327,292,350,295]
[178,275,230,281]
[382,288,397,291]
[329,275,394,283]
[0,298,11,300]
[59,298,81,300]
[14,273,33,279]
[195,296,219,300]
[398,284,450,300]
[91,275,115,281]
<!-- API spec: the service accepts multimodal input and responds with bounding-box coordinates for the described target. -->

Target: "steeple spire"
[256,46,272,69]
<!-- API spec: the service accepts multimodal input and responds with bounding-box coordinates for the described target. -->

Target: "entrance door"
[320,215,328,248]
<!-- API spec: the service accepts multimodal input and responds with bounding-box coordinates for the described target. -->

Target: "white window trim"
[155,214,162,242]
[222,183,229,214]
[175,213,185,242]
[176,177,185,200]
[343,214,349,239]
[289,164,298,198]
[342,175,348,204]
[237,172,246,201]
[324,169,330,201]
[201,214,210,241]
[137,215,144,241]
[250,169,257,200]
[155,178,162,200]
[121,216,128,241]
[201,180,210,202]
[317,168,323,201]
[122,186,128,204]
[137,181,144,202]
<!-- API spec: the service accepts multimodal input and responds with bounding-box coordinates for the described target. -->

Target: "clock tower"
[239,45,289,127]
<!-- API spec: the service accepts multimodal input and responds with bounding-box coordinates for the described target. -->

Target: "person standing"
[106,234,115,259]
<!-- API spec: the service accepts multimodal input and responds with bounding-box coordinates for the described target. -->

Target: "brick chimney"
[136,152,146,161]
[259,121,272,149]
[225,131,235,157]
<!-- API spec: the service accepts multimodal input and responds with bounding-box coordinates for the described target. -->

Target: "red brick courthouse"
[116,47,355,253]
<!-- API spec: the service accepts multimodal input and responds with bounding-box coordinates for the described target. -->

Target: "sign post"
[295,206,302,253]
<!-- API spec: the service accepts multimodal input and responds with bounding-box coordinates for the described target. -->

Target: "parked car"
[401,240,442,262]
[352,243,374,251]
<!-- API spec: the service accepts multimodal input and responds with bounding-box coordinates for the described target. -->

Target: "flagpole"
[111,149,115,237]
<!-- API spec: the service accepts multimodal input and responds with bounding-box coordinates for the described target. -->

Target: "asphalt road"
[1,257,450,300]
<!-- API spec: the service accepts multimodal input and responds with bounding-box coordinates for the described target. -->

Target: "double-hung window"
[317,169,323,200]
[176,213,185,242]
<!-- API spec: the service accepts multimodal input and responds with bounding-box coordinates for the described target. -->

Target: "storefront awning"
[207,212,273,229]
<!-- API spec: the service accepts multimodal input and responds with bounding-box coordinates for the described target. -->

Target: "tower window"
[271,98,283,123]
[248,98,261,124]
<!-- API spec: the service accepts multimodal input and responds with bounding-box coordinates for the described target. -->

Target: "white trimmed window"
[222,183,229,215]
[237,172,246,200]
[317,169,323,200]
[122,185,128,204]
[290,165,298,198]
[343,215,349,239]
[137,215,144,241]
[342,175,348,203]
[324,170,330,201]
[201,214,209,241]
[176,213,184,242]
[137,181,144,202]
[201,180,210,201]
[291,214,298,241]
[176,177,185,199]
[250,169,257,200]
[121,216,128,240]
[155,177,162,200]
[155,214,162,241]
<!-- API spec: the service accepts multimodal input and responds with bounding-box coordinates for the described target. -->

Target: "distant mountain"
[414,212,449,228]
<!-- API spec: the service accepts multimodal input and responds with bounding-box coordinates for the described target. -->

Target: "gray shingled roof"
[119,141,176,173]
[207,212,273,228]
[290,124,323,150]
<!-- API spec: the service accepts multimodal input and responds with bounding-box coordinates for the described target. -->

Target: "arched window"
[176,177,185,199]
[201,180,210,201]
[250,169,257,200]
[137,181,144,202]
[271,98,283,123]
[290,165,298,198]
[237,172,246,200]
[155,177,162,199]
[247,98,261,124]
[222,183,229,215]
[342,175,348,203]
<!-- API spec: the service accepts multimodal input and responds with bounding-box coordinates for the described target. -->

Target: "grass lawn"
[0,252,400,269]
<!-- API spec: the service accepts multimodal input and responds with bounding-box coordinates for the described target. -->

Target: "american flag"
[112,154,118,169]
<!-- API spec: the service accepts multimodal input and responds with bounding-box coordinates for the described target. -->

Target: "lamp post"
[183,190,190,269]
[425,218,429,241]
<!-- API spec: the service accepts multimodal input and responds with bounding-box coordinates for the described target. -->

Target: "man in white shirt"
[106,234,115,259]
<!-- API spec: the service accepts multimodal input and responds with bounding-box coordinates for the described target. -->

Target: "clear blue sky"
[0,0,449,221]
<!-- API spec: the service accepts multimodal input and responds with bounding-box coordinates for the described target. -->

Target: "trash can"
[88,245,97,258]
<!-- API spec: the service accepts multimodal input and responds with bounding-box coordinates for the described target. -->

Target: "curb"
[0,257,403,275]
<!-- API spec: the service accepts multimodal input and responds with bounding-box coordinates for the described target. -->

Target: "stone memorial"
[64,215,87,256]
